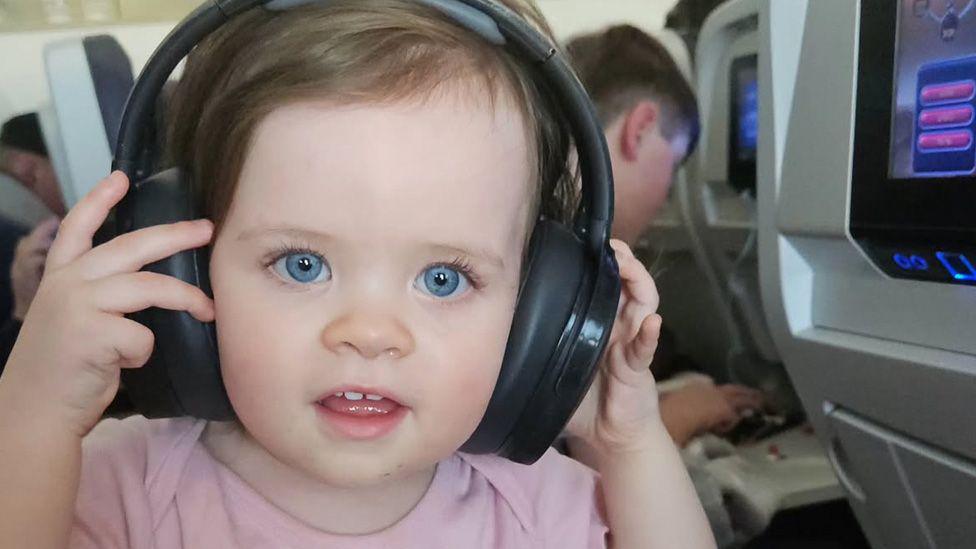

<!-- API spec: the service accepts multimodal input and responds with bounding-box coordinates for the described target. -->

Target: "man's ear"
[619,100,659,162]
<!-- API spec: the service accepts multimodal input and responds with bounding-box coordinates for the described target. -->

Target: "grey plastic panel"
[896,444,976,549]
[791,326,976,460]
[827,406,976,549]
[827,407,928,549]
[813,269,976,356]
[772,1,857,239]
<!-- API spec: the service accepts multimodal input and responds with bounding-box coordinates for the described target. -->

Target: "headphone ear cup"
[461,219,587,456]
[116,168,234,420]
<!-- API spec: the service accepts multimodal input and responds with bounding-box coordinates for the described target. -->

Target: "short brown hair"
[166,0,578,238]
[566,24,699,154]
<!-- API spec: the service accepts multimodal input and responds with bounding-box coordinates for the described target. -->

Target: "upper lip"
[316,385,407,407]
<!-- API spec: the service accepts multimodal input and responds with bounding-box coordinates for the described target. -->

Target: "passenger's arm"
[659,383,765,447]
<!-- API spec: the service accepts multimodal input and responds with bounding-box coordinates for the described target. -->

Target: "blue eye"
[416,265,470,298]
[272,253,330,284]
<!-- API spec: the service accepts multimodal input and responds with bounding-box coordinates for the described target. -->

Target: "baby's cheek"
[437,331,510,429]
[213,302,291,410]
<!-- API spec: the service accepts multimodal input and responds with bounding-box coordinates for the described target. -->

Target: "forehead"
[227,93,533,254]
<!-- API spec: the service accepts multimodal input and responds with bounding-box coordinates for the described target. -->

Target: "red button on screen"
[920,80,976,105]
[919,105,974,128]
[918,130,973,151]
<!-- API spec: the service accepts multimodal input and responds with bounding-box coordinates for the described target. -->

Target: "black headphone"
[112,0,620,464]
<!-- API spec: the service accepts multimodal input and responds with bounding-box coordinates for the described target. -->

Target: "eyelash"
[260,243,484,290]
[437,256,484,291]
[261,241,318,269]
[260,242,323,287]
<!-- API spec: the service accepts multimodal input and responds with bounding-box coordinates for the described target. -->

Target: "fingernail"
[104,171,125,192]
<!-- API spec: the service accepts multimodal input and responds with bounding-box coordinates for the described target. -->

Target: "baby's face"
[209,90,532,486]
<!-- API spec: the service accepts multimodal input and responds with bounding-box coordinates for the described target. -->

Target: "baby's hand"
[0,172,214,438]
[565,239,662,455]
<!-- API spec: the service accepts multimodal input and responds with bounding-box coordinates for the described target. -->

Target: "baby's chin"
[299,451,438,489]
[271,422,464,489]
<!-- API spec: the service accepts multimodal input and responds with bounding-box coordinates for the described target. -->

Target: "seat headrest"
[42,34,133,208]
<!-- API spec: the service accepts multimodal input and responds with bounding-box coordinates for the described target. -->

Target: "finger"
[622,314,662,372]
[75,219,213,280]
[615,251,659,310]
[24,244,51,258]
[720,385,766,410]
[714,418,740,434]
[19,236,55,258]
[30,216,61,244]
[47,172,128,269]
[97,315,157,369]
[608,238,635,259]
[90,271,215,322]
[23,254,47,274]
[714,401,741,427]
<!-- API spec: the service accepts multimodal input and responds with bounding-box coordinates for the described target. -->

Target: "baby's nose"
[320,309,415,360]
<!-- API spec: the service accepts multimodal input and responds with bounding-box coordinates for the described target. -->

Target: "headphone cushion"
[116,168,234,420]
[462,219,587,455]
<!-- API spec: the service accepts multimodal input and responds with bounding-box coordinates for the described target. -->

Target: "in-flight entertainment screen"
[890,0,976,178]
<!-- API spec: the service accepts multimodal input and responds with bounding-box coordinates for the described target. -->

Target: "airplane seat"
[672,0,853,544]
[39,34,134,210]
[760,0,976,547]
[683,0,790,400]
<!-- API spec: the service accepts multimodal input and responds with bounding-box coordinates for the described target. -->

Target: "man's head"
[0,112,66,216]
[567,25,699,245]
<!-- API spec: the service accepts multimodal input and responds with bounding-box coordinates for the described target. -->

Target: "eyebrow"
[237,225,506,269]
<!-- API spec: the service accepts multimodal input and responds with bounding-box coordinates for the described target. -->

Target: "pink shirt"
[70,416,608,548]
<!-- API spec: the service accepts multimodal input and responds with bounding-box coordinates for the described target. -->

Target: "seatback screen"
[891,0,976,178]
[729,54,758,193]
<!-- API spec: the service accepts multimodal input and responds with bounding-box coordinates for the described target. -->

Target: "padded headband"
[112,0,613,252]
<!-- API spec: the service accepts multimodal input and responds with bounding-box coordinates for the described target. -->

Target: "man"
[0,113,64,367]
[0,113,66,218]
[565,25,763,455]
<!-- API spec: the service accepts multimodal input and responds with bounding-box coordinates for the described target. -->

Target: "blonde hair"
[166,0,578,240]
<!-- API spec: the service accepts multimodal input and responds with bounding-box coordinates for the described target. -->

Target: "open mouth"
[318,391,402,416]
[314,389,408,440]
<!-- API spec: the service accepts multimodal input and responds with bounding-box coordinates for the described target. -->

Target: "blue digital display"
[893,253,913,269]
[737,71,759,161]
[911,255,930,270]
[936,251,976,280]
[893,253,932,271]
